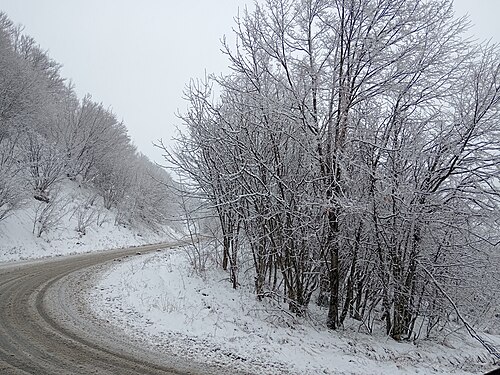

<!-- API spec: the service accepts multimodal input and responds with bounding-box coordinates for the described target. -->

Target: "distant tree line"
[165,0,500,346]
[0,13,174,235]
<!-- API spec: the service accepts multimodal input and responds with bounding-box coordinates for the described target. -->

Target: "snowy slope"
[0,180,176,263]
[88,250,500,375]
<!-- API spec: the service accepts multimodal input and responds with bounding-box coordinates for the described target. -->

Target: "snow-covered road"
[1,243,497,374]
[0,243,243,375]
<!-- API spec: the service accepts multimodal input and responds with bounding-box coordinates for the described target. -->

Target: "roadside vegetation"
[164,0,500,358]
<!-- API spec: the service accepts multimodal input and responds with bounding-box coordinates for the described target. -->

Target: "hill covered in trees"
[0,12,176,258]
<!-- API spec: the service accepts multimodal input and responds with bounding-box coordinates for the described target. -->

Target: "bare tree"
[164,0,500,346]
[22,131,66,202]
[32,188,70,237]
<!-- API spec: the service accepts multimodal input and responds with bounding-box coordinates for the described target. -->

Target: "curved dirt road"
[0,244,239,375]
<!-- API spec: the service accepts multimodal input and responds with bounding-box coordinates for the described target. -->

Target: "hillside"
[0,179,178,263]
[0,12,176,262]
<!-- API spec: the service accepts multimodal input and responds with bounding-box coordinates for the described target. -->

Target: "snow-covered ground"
[88,249,499,375]
[0,181,175,263]
[2,181,498,374]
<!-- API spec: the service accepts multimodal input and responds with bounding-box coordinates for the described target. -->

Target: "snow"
[2,181,497,374]
[88,249,499,375]
[0,180,175,263]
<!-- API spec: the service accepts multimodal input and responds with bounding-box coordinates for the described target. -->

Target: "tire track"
[0,245,243,375]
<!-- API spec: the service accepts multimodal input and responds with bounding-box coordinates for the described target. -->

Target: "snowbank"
[88,250,499,375]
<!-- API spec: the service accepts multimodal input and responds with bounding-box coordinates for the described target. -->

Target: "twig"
[419,261,499,361]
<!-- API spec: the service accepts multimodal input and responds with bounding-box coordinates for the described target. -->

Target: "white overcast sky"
[0,0,499,163]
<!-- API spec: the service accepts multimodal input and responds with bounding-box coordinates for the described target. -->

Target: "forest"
[0,12,173,237]
[1,0,499,358]
[164,0,500,350]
